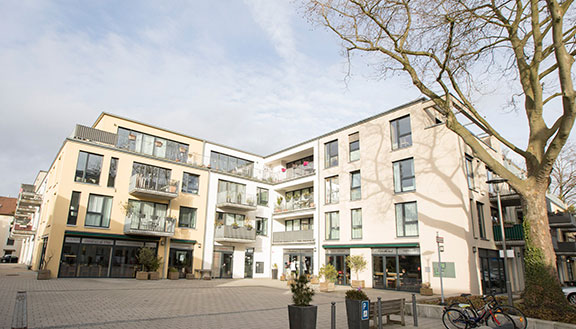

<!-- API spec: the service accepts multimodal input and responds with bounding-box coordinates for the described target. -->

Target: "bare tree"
[551,140,576,209]
[308,0,576,316]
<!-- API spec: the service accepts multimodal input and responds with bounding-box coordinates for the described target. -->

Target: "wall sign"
[433,262,456,278]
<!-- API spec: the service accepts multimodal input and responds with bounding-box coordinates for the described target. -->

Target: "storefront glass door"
[244,250,254,278]
[327,255,350,285]
[373,248,421,292]
[77,245,112,278]
[110,246,139,278]
[169,248,193,278]
[283,251,313,278]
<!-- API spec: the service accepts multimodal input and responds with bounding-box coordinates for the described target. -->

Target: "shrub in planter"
[420,282,433,296]
[136,247,162,280]
[319,264,337,292]
[168,267,179,280]
[288,275,317,329]
[345,288,370,329]
[346,255,367,289]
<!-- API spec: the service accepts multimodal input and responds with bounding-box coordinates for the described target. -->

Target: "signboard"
[499,250,514,258]
[436,236,444,244]
[144,242,158,248]
[65,237,81,244]
[397,248,420,256]
[433,262,456,278]
[372,248,396,255]
[115,240,144,247]
[361,300,369,320]
[325,248,350,255]
[82,238,114,246]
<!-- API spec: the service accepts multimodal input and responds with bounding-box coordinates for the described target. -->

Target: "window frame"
[67,191,81,225]
[182,172,200,194]
[85,194,113,228]
[465,155,475,190]
[349,132,360,162]
[257,188,269,207]
[395,202,419,237]
[477,202,486,239]
[350,170,361,201]
[107,158,118,188]
[256,217,268,236]
[351,208,362,239]
[75,151,103,185]
[178,206,197,229]
[325,176,339,204]
[325,211,340,240]
[324,140,339,168]
[393,158,415,193]
[390,115,412,150]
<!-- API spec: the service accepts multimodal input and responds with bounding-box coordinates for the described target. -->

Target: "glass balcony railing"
[272,230,314,244]
[214,225,256,243]
[125,214,175,237]
[129,174,179,199]
[216,192,256,210]
[274,197,315,214]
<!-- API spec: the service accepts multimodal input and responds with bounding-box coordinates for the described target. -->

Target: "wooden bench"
[369,298,405,327]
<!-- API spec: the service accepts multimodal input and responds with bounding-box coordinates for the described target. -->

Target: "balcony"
[272,230,314,245]
[124,214,175,237]
[274,197,315,217]
[11,224,35,237]
[273,163,315,183]
[555,242,576,255]
[129,175,179,200]
[214,225,256,243]
[493,224,525,241]
[18,184,42,206]
[72,124,118,146]
[216,192,257,211]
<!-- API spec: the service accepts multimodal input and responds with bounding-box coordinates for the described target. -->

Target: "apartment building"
[0,196,18,258]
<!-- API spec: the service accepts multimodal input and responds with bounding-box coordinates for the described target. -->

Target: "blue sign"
[361,300,369,320]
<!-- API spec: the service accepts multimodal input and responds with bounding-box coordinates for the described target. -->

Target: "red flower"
[282,168,286,172]
[303,161,309,166]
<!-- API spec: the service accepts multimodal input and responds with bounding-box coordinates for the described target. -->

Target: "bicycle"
[442,297,514,329]
[447,292,527,329]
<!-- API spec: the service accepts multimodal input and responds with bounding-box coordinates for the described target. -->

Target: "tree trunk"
[520,187,575,319]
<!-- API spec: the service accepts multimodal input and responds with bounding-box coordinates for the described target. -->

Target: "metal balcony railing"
[555,241,576,254]
[493,224,524,241]
[125,214,175,237]
[72,124,119,145]
[272,230,314,244]
[129,174,179,199]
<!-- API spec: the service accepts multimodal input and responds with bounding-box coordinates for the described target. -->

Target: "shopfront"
[212,245,234,278]
[372,247,421,292]
[479,248,506,294]
[325,249,350,285]
[168,243,194,279]
[283,248,313,278]
[59,235,158,278]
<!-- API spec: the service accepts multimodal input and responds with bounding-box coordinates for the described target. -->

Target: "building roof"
[0,197,17,216]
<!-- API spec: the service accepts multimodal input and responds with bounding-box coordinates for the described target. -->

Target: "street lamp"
[487,178,514,305]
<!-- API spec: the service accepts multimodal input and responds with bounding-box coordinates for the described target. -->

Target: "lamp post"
[487,178,514,305]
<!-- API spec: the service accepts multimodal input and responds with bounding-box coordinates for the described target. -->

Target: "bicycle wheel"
[494,305,527,329]
[442,308,470,329]
[447,303,478,319]
[485,311,514,328]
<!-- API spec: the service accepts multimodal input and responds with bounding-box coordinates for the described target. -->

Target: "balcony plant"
[346,255,367,289]
[345,288,370,329]
[318,264,337,292]
[136,247,162,280]
[168,266,179,280]
[288,275,317,329]
[231,222,240,229]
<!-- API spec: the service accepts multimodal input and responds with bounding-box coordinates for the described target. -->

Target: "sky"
[0,0,568,197]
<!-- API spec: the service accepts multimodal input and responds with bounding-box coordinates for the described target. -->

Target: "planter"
[287,279,295,286]
[136,271,149,280]
[310,276,319,284]
[420,287,433,296]
[351,280,365,289]
[186,273,195,280]
[280,274,287,281]
[272,268,278,280]
[319,282,335,292]
[149,272,160,280]
[288,305,317,329]
[168,271,179,280]
[37,269,51,280]
[346,299,370,329]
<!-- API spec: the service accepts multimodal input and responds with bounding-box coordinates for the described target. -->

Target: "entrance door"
[479,249,506,294]
[327,255,350,285]
[385,256,398,289]
[59,243,80,278]
[169,248,193,278]
[220,252,233,278]
[244,251,254,278]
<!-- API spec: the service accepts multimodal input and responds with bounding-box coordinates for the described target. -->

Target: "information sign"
[361,300,369,320]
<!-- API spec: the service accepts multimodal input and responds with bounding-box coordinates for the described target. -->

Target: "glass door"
[327,255,350,285]
[221,252,233,278]
[385,256,398,289]
[59,243,79,278]
[372,256,385,289]
[77,245,112,278]
[244,251,254,278]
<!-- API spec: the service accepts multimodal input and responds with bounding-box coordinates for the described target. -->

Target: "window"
[257,188,269,206]
[210,151,254,177]
[217,180,247,204]
[217,212,245,226]
[351,209,362,239]
[325,176,339,204]
[350,171,361,200]
[107,158,118,188]
[396,202,418,237]
[465,155,474,189]
[6,238,14,246]
[391,115,412,149]
[85,194,112,228]
[486,167,495,193]
[349,133,360,162]
[325,140,339,168]
[256,217,268,235]
[117,127,189,163]
[128,200,168,223]
[286,155,314,169]
[284,187,313,210]
[325,212,339,240]
[285,218,312,231]
[178,207,197,228]
[182,172,199,194]
[477,202,486,239]
[393,158,415,193]
[470,199,477,238]
[67,191,81,225]
[75,151,103,184]
[131,163,172,191]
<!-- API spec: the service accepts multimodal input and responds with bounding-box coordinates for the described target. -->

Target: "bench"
[369,298,405,327]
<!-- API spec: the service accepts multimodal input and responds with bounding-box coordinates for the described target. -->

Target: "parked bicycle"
[442,295,515,329]
[447,292,527,329]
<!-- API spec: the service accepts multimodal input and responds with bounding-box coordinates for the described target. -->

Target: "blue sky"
[0,0,561,197]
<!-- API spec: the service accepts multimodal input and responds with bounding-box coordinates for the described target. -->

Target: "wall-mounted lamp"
[197,243,202,249]
[472,246,477,253]
[160,240,165,246]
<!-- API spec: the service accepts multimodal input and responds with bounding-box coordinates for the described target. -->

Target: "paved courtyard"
[0,264,443,329]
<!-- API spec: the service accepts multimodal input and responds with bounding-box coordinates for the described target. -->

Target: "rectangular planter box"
[186,273,195,280]
[149,272,160,280]
[136,271,149,280]
[168,272,179,280]
[37,269,51,280]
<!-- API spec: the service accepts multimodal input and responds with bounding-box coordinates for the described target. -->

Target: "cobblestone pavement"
[0,264,444,329]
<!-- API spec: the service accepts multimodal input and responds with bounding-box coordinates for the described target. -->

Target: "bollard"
[377,297,383,329]
[411,293,418,327]
[331,301,336,329]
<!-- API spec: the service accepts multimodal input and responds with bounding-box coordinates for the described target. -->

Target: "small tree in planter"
[136,247,162,280]
[288,275,317,329]
[168,266,179,280]
[345,288,370,329]
[346,255,367,288]
[37,254,53,280]
[319,264,337,292]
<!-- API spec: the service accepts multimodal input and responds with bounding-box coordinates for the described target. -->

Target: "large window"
[132,163,172,191]
[286,155,314,169]
[217,212,246,226]
[477,202,486,239]
[325,212,340,240]
[210,151,254,177]
[350,171,361,201]
[178,207,197,228]
[486,167,494,193]
[465,155,475,189]
[6,238,14,246]
[285,218,313,231]
[67,191,81,225]
[107,158,118,188]
[128,200,168,221]
[351,209,362,239]
[391,115,412,150]
[117,127,189,163]
[349,133,360,162]
[325,176,339,204]
[85,194,113,228]
[256,217,268,236]
[395,202,418,237]
[284,187,314,210]
[75,151,103,184]
[182,172,199,194]
[325,140,339,168]
[217,180,247,204]
[393,158,415,193]
[257,188,269,206]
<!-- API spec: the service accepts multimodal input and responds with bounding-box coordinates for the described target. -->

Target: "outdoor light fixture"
[472,246,477,253]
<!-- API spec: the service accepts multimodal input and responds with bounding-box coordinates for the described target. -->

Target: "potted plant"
[232,222,240,229]
[420,282,433,296]
[168,266,179,280]
[346,288,370,329]
[346,255,367,289]
[272,263,279,280]
[288,275,317,329]
[276,196,284,209]
[37,254,53,280]
[245,220,253,230]
[136,247,162,280]
[318,264,337,292]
